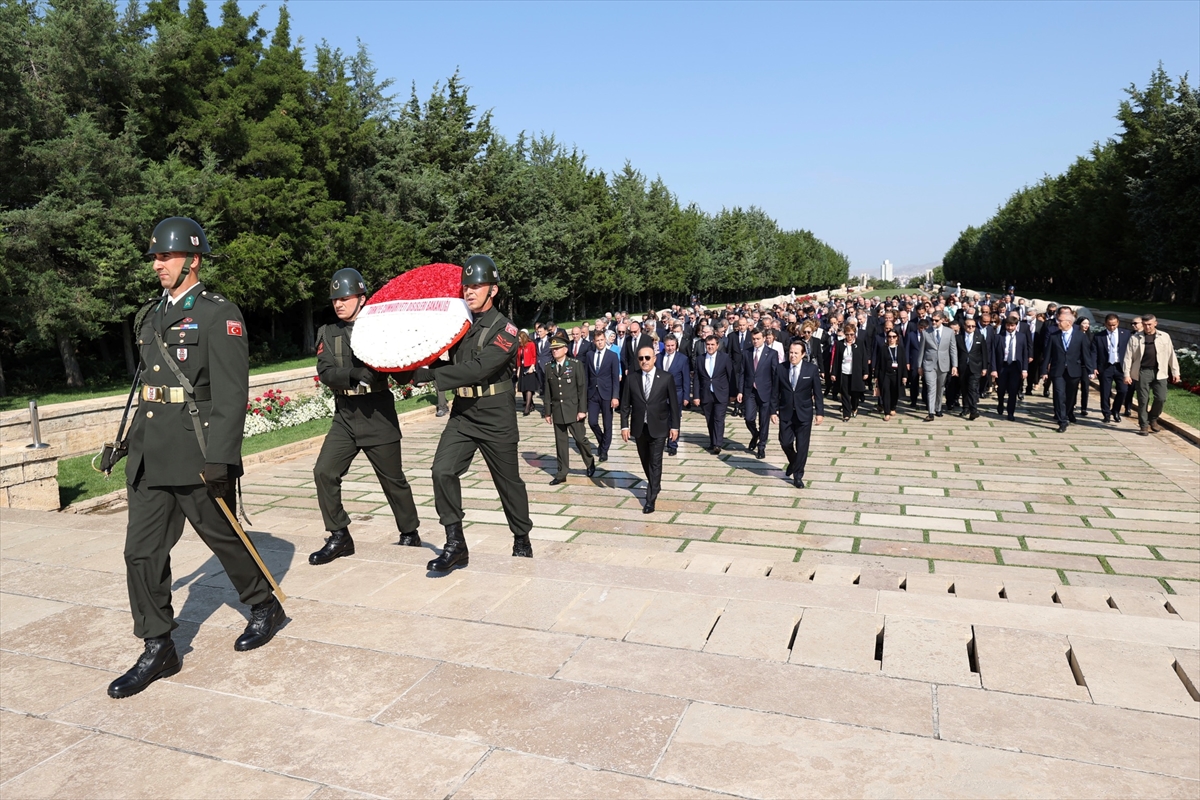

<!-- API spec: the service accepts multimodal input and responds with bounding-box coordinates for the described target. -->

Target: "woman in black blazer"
[832,325,869,421]
[874,329,907,420]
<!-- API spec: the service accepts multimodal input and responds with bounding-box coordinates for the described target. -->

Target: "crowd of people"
[516,289,1185,496]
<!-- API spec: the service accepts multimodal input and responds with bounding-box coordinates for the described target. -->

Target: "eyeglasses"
[638,355,655,361]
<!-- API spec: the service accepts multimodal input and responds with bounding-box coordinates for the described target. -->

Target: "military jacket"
[317,320,403,447]
[126,282,248,487]
[543,357,589,424]
[421,305,520,443]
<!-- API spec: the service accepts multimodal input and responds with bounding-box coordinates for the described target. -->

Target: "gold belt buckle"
[143,385,168,403]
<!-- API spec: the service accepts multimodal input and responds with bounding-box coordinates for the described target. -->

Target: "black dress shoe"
[969,412,979,420]
[713,447,722,456]
[1068,416,1077,424]
[1112,414,1121,424]
[586,463,596,478]
[234,597,286,652]
[309,529,354,565]
[1057,424,1068,433]
[108,637,181,699]
[935,411,944,418]
[1007,415,1015,421]
[756,449,766,459]
[1079,410,1089,418]
[428,524,469,571]
[793,478,805,489]
[512,535,534,558]
[599,454,608,462]
[549,476,566,485]
[642,502,655,514]
[667,448,677,456]
[748,435,759,452]
[436,408,448,417]
[397,531,421,547]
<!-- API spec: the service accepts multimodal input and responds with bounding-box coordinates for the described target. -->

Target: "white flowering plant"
[242,377,438,438]
[1175,345,1200,394]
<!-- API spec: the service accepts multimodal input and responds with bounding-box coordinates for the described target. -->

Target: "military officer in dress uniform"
[543,335,597,485]
[308,268,422,565]
[109,217,284,699]
[414,255,534,571]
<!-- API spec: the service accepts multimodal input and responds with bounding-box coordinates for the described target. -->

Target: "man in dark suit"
[737,329,779,458]
[1033,304,1057,396]
[621,321,652,375]
[956,317,989,420]
[692,335,736,454]
[902,312,923,407]
[1040,308,1095,432]
[990,314,1029,421]
[1094,313,1131,424]
[771,340,825,488]
[621,345,680,514]
[569,326,591,361]
[586,330,620,462]
[657,335,690,456]
[543,336,596,485]
[726,318,751,418]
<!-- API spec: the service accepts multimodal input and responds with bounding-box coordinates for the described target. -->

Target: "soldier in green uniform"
[108,217,284,700]
[543,335,596,485]
[309,268,422,564]
[415,255,534,571]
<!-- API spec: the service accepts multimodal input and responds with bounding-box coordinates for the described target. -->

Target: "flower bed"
[1177,345,1200,396]
[243,377,436,437]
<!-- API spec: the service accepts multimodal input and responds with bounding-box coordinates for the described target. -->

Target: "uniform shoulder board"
[199,291,227,304]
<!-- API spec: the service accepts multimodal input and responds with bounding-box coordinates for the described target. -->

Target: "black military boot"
[107,636,181,699]
[512,535,534,558]
[234,597,286,651]
[397,530,422,547]
[309,528,354,565]
[427,523,469,571]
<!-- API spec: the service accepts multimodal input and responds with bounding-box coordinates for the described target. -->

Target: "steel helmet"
[329,268,367,300]
[461,254,500,286]
[146,217,210,255]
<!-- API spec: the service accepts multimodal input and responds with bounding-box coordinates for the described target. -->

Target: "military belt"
[335,384,386,396]
[141,385,213,404]
[455,381,511,398]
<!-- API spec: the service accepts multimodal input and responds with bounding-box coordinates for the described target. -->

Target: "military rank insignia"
[183,295,196,310]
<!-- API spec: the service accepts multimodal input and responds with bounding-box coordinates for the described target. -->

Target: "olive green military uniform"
[313,320,421,535]
[124,283,272,640]
[421,306,533,536]
[543,356,595,479]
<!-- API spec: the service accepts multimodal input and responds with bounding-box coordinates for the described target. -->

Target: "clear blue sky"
[242,0,1198,275]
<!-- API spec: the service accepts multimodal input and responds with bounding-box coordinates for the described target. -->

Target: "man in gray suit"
[918,314,958,421]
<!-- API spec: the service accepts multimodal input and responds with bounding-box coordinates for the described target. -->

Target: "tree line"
[0,0,849,395]
[943,67,1198,306]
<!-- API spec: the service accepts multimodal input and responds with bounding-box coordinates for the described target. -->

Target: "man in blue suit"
[737,329,780,459]
[771,340,825,488]
[692,335,736,455]
[656,334,691,456]
[1039,307,1095,432]
[586,329,620,462]
[990,314,1029,421]
[1094,313,1131,424]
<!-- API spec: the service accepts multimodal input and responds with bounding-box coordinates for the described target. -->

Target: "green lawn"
[2,356,316,412]
[56,392,440,507]
[1165,386,1200,430]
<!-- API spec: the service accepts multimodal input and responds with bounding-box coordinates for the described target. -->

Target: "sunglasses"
[638,355,655,361]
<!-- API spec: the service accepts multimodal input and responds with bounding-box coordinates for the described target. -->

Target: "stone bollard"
[0,441,60,511]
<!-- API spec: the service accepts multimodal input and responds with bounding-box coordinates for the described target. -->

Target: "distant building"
[880,259,894,282]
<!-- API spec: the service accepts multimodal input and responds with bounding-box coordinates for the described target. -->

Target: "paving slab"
[1069,636,1199,717]
[881,616,980,687]
[973,625,1090,701]
[790,607,881,672]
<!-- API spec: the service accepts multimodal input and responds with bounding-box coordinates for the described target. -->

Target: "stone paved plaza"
[2,392,1198,798]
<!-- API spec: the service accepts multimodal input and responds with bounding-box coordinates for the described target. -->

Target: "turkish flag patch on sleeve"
[226,320,243,337]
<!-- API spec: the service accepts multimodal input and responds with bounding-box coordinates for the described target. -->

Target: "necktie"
[966,334,973,351]
[790,365,797,389]
[594,352,601,372]
[1109,332,1118,363]
[1007,334,1014,363]
[665,354,672,371]
[935,329,941,346]
[754,349,760,370]
[643,372,652,399]
[1063,331,1071,351]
